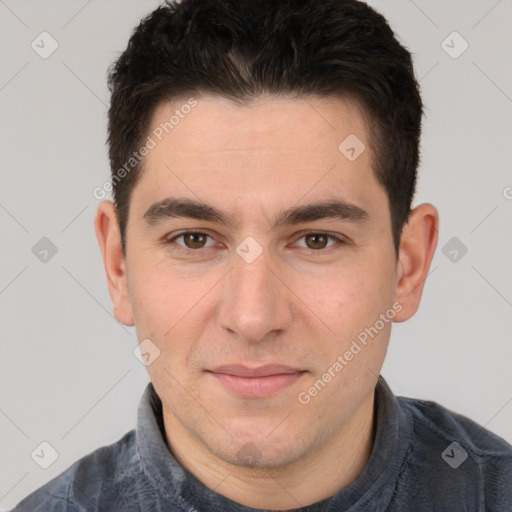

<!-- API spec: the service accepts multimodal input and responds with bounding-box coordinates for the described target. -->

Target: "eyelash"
[164,230,347,255]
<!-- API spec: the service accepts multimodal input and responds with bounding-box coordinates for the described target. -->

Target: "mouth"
[206,364,307,398]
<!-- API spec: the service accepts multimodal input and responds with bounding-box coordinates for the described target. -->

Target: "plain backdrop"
[1,0,511,509]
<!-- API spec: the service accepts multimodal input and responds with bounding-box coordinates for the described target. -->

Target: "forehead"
[132,93,386,225]
[148,93,371,160]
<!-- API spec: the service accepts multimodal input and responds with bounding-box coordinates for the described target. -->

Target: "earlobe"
[94,201,135,326]
[394,203,439,322]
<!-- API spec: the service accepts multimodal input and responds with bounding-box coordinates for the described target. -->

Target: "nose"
[217,244,293,345]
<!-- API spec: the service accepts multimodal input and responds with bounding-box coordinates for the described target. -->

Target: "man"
[12,0,512,510]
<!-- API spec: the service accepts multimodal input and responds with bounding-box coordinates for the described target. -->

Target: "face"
[110,94,410,469]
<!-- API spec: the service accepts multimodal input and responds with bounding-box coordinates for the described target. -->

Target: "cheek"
[304,258,397,346]
[127,254,183,341]
[313,266,389,313]
[300,267,395,406]
[128,257,218,362]
[130,248,187,314]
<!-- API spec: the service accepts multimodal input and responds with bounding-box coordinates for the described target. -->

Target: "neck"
[163,390,377,510]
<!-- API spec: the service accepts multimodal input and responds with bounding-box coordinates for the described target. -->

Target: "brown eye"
[294,232,344,252]
[304,233,329,250]
[166,231,215,252]
[182,232,208,249]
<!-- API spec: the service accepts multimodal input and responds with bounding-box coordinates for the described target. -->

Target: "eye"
[166,231,216,251]
[294,232,345,251]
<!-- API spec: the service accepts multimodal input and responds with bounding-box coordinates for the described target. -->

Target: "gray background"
[1,0,511,509]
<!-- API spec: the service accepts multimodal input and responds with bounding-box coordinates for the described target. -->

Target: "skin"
[95,94,438,509]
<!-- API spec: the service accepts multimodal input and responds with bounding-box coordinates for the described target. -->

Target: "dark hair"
[107,0,423,255]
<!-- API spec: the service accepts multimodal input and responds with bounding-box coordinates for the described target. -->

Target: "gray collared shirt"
[11,376,512,511]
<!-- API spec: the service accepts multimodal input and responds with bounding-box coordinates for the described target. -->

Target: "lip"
[209,364,303,377]
[207,364,306,398]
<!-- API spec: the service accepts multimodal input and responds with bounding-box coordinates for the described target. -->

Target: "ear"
[394,203,439,322]
[94,200,134,326]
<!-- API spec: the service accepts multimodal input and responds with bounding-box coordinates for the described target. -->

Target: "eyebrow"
[143,196,369,230]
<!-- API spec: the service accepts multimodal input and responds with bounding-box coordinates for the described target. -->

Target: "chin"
[210,430,308,470]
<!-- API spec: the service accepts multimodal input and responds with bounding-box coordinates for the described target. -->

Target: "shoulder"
[11,430,139,512]
[398,395,512,457]
[397,395,512,508]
